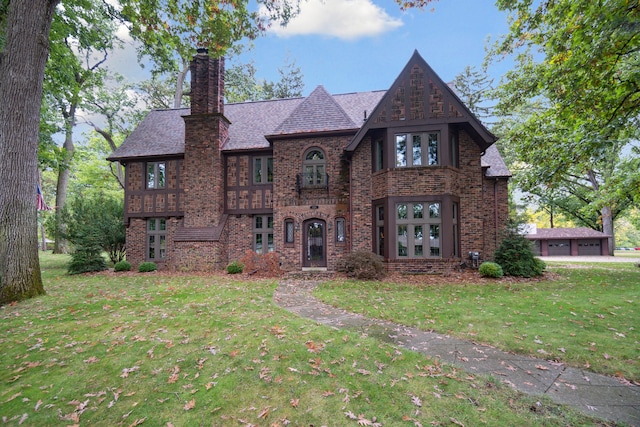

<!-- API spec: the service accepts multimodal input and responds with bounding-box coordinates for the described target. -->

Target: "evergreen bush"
[479,261,503,278]
[494,228,545,277]
[226,260,244,274]
[336,250,386,280]
[138,262,157,273]
[67,240,107,275]
[114,260,132,272]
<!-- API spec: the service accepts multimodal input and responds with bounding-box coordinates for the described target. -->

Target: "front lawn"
[315,263,640,382]
[0,253,612,426]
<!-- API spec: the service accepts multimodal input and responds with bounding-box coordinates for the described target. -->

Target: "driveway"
[539,255,640,263]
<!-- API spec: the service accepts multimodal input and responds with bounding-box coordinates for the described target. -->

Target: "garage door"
[548,240,571,256]
[578,240,601,256]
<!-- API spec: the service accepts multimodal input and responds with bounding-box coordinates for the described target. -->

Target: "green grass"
[315,263,640,382]
[0,253,613,426]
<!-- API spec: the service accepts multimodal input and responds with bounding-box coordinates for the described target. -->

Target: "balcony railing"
[296,173,329,193]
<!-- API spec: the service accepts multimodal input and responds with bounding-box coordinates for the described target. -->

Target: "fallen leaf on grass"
[183,399,195,411]
[290,398,299,408]
[258,406,271,419]
[128,418,146,426]
[411,395,422,407]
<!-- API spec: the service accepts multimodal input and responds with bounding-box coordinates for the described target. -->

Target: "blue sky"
[235,0,513,96]
[106,0,513,98]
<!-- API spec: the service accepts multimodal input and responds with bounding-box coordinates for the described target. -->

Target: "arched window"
[302,148,326,187]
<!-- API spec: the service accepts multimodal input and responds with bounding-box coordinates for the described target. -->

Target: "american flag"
[37,183,52,211]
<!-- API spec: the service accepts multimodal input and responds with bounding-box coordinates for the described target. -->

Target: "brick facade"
[112,50,510,273]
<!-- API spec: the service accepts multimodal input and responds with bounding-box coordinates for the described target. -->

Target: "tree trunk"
[173,59,189,108]
[53,122,75,254]
[601,206,615,256]
[0,0,59,304]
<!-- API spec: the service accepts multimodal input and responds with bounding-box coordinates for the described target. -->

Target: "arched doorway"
[303,219,326,268]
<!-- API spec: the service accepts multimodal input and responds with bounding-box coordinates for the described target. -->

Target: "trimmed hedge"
[479,261,503,278]
[138,262,157,273]
[114,260,132,272]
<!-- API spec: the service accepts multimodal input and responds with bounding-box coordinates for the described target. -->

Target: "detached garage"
[526,227,611,256]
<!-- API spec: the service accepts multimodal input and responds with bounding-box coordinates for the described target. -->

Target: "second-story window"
[147,162,166,189]
[395,132,439,167]
[302,148,326,187]
[254,156,273,184]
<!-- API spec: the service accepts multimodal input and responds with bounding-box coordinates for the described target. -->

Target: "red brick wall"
[272,135,352,270]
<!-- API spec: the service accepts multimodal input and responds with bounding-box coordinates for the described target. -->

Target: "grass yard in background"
[316,263,640,382]
[0,253,613,426]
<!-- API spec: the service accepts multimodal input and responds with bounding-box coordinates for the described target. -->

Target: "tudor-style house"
[108,49,511,273]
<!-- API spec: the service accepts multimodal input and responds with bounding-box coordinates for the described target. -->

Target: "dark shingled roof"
[107,87,508,176]
[526,227,611,240]
[271,85,358,136]
[481,144,511,178]
[107,108,188,161]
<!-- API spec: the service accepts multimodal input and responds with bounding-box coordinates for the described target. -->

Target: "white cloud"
[265,0,403,40]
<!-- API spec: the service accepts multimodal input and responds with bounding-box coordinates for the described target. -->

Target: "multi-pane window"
[284,219,294,244]
[254,215,274,254]
[254,156,273,184]
[395,133,439,167]
[452,202,459,257]
[396,202,441,258]
[147,218,166,260]
[147,162,166,189]
[376,206,385,257]
[335,217,346,243]
[302,148,326,186]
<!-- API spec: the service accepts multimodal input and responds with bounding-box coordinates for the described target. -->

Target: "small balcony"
[296,172,329,194]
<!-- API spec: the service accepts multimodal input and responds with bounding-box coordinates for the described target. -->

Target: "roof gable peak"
[272,85,358,136]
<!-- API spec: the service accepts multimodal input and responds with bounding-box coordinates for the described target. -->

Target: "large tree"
[46,0,118,253]
[1,0,302,304]
[0,0,59,304]
[490,0,640,253]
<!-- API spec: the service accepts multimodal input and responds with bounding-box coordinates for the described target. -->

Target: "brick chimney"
[190,48,224,115]
[181,49,229,228]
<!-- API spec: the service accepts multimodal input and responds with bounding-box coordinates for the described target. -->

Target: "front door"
[303,219,326,268]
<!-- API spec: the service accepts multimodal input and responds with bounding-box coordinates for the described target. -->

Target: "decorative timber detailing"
[428,78,445,119]
[390,86,405,121]
[409,65,425,120]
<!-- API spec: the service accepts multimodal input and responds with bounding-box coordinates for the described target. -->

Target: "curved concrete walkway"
[274,279,640,426]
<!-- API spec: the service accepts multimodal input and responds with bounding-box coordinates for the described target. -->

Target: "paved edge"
[274,279,640,427]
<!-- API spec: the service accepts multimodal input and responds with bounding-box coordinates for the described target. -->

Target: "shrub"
[138,262,157,273]
[114,260,132,272]
[337,250,386,280]
[226,260,244,274]
[494,229,545,277]
[67,240,107,275]
[479,261,503,278]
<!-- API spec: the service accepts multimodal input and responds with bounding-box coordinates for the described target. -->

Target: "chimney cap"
[196,47,208,55]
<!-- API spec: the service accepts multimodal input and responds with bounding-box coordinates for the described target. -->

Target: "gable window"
[302,148,326,187]
[254,156,273,184]
[147,218,166,260]
[284,219,295,244]
[335,217,346,243]
[254,215,274,254]
[396,202,440,258]
[395,133,439,167]
[147,162,166,189]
